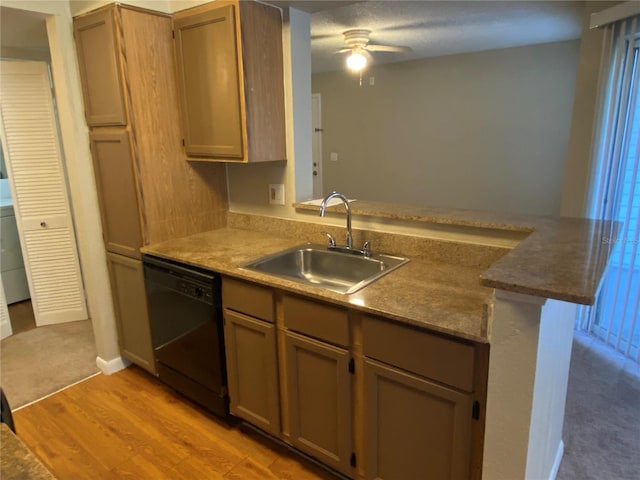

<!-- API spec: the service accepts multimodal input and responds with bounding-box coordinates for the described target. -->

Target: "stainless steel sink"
[241,244,409,294]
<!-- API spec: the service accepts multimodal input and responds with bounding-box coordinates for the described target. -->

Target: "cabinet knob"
[40,221,47,228]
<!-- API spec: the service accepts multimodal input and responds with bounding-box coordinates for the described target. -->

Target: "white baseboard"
[549,440,565,480]
[96,355,130,375]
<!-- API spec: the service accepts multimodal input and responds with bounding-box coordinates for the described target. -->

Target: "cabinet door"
[285,331,352,475]
[106,253,155,374]
[90,131,143,258]
[223,310,280,435]
[364,359,472,480]
[173,5,244,159]
[73,7,127,126]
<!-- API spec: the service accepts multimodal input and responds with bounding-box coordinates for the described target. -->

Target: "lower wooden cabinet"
[219,279,482,480]
[285,330,352,475]
[106,253,155,374]
[363,358,473,480]
[223,309,280,435]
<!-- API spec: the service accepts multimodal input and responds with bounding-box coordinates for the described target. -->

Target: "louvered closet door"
[0,61,87,326]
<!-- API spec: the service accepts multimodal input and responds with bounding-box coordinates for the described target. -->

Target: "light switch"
[269,184,285,205]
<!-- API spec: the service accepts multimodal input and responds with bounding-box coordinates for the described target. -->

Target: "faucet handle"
[321,231,336,248]
[362,241,371,257]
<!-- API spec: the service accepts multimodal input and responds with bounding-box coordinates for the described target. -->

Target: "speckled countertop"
[142,228,494,343]
[296,200,617,304]
[1,424,55,480]
[142,205,616,344]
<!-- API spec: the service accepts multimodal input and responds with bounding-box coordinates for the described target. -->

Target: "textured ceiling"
[0,1,585,74]
[310,1,585,73]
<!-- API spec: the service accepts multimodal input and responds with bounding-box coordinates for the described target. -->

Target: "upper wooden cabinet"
[73,4,228,254]
[74,4,229,374]
[173,1,286,163]
[89,131,143,259]
[73,8,127,126]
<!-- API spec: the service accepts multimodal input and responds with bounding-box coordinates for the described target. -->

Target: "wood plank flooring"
[12,366,339,480]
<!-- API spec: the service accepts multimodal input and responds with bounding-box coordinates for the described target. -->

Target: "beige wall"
[312,40,580,216]
[0,46,50,62]
[560,1,618,217]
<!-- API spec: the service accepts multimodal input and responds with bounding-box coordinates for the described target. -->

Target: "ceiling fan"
[338,29,412,72]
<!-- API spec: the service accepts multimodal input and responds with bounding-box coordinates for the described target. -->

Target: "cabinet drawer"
[222,278,274,322]
[362,315,475,392]
[283,295,349,347]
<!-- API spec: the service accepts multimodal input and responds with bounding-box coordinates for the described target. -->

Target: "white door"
[312,93,324,198]
[0,281,11,339]
[0,60,87,326]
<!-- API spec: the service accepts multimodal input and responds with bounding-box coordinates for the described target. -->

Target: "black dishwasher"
[143,255,228,417]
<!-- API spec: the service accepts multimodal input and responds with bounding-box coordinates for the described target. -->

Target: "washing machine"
[1,178,30,304]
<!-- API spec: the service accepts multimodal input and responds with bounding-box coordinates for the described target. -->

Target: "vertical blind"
[579,14,640,362]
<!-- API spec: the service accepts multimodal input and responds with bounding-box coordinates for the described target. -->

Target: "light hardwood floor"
[12,366,339,480]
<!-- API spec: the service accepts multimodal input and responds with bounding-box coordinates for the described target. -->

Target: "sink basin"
[241,244,409,294]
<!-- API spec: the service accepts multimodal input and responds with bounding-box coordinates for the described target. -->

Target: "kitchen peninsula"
[142,204,615,480]
[1,0,618,478]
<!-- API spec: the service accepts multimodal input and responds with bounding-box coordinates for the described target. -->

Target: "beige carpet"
[0,320,99,409]
[558,333,640,480]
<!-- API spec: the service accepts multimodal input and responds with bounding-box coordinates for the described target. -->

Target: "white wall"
[526,299,576,480]
[484,291,545,479]
[312,40,580,216]
[484,292,576,480]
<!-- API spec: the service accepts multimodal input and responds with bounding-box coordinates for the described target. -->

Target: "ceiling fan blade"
[335,48,352,54]
[366,44,413,53]
[311,33,335,41]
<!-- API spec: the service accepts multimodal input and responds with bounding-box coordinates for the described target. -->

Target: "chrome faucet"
[320,191,353,249]
[319,192,370,256]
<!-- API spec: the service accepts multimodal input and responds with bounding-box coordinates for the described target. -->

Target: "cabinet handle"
[40,221,47,228]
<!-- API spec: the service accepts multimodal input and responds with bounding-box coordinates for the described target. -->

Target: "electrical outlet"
[269,184,285,205]
[330,152,338,162]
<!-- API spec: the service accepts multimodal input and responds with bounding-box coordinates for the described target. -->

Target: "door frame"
[0,1,123,373]
[312,93,324,198]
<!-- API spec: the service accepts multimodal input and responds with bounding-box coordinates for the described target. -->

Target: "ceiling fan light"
[346,51,367,72]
